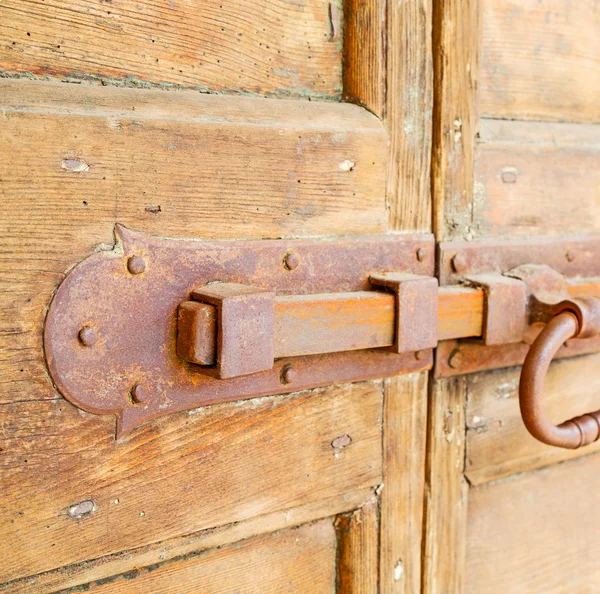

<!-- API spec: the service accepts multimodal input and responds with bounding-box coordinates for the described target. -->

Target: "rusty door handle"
[520,297,600,449]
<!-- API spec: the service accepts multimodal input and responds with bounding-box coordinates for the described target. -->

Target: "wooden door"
[0,1,432,593]
[426,1,600,593]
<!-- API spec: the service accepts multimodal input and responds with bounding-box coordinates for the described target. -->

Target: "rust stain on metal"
[44,225,434,437]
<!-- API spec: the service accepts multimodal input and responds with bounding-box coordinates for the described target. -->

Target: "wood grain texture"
[0,382,383,583]
[466,452,600,593]
[70,520,337,593]
[431,0,479,240]
[0,78,387,405]
[0,0,342,98]
[4,490,373,594]
[479,0,600,123]
[422,377,468,594]
[472,119,600,239]
[343,0,433,231]
[379,373,428,594]
[466,353,600,486]
[336,496,379,594]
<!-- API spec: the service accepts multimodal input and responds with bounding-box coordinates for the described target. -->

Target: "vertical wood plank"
[380,372,429,594]
[422,377,469,594]
[431,0,480,240]
[343,0,433,232]
[336,496,380,593]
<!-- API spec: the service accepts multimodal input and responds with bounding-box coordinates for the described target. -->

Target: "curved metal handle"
[519,298,600,449]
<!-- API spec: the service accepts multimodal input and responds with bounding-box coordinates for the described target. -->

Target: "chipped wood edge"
[380,372,429,594]
[431,0,480,240]
[2,489,375,594]
[422,377,469,594]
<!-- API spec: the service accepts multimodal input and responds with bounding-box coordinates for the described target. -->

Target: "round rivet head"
[414,350,425,361]
[451,253,468,274]
[78,326,98,347]
[448,349,464,369]
[283,251,300,271]
[566,251,576,263]
[127,256,146,275]
[280,365,297,385]
[131,383,146,403]
[416,248,427,263]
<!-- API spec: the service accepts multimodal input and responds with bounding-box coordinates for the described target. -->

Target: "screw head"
[283,251,300,271]
[448,349,464,369]
[130,383,146,403]
[451,253,468,274]
[127,256,147,275]
[78,326,98,347]
[566,251,576,263]
[416,248,427,263]
[414,350,426,361]
[280,365,297,385]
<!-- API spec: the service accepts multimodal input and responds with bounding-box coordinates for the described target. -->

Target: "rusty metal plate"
[439,236,600,285]
[45,225,434,437]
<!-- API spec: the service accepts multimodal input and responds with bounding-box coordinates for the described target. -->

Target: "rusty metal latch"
[44,227,600,442]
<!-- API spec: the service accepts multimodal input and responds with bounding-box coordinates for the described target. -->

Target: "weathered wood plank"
[3,489,373,594]
[466,353,600,486]
[467,453,600,593]
[472,119,600,238]
[0,78,387,404]
[0,0,342,98]
[431,0,479,240]
[0,381,383,583]
[479,0,600,123]
[343,0,433,231]
[380,372,428,594]
[70,520,337,593]
[336,496,379,594]
[422,377,468,594]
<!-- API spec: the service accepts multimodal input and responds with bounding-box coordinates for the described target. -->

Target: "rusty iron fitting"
[519,296,600,449]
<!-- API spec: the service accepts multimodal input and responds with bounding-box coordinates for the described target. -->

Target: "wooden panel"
[72,520,336,593]
[422,377,468,594]
[466,353,600,486]
[380,373,428,594]
[472,119,600,238]
[0,0,342,98]
[343,0,433,231]
[466,453,600,593]
[0,381,383,583]
[336,496,379,594]
[431,0,479,240]
[0,78,387,405]
[4,490,372,594]
[479,0,600,123]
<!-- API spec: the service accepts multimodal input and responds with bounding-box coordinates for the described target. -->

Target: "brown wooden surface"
[380,373,429,594]
[72,520,336,593]
[466,353,600,486]
[473,119,600,239]
[466,453,600,593]
[336,496,379,594]
[0,0,342,99]
[431,0,479,240]
[0,382,383,583]
[422,377,468,594]
[479,0,600,123]
[4,491,372,594]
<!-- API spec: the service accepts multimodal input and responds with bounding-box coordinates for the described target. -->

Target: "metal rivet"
[414,350,425,361]
[566,251,576,263]
[78,326,98,347]
[130,383,146,403]
[416,248,427,262]
[448,349,464,369]
[283,251,300,271]
[127,256,146,275]
[451,253,468,274]
[280,365,296,384]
